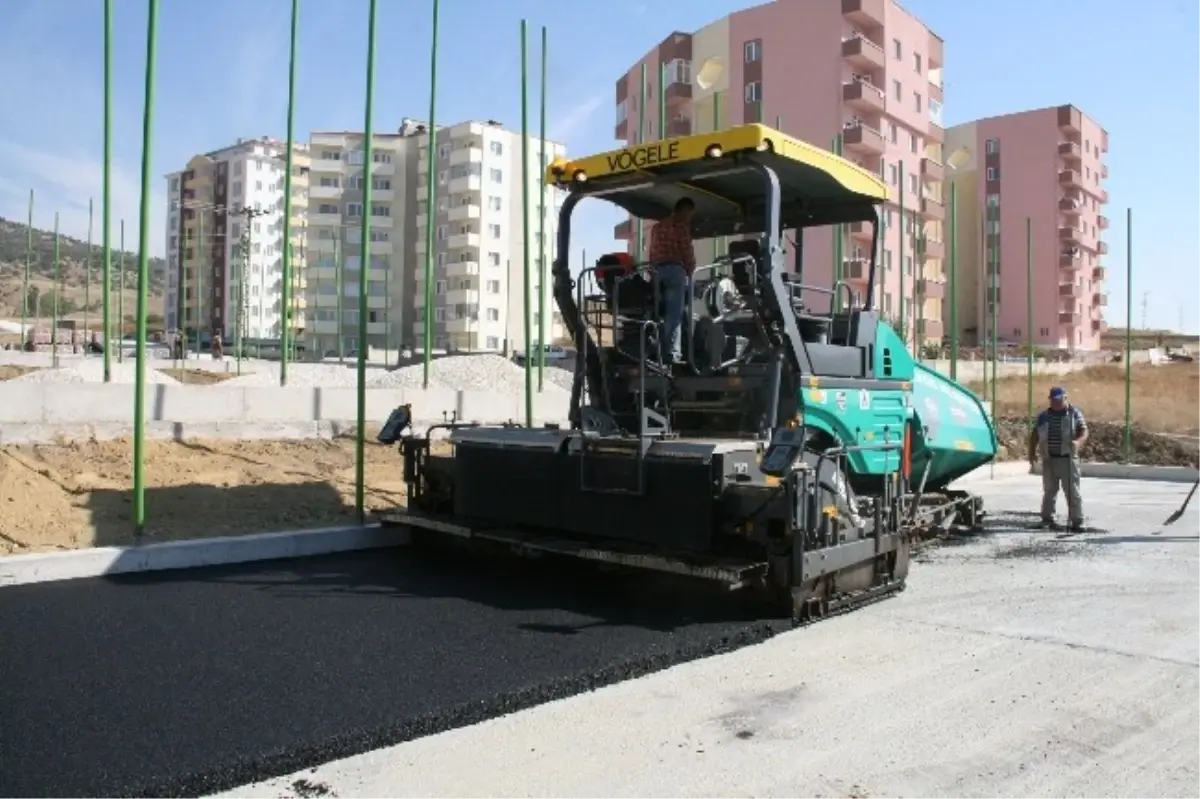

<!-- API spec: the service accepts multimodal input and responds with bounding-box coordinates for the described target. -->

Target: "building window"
[913,92,922,112]
[371,204,390,217]
[372,178,391,190]
[435,279,446,294]
[913,53,922,74]
[489,140,503,156]
[910,132,919,154]
[744,41,760,63]
[486,336,500,349]
[490,168,503,183]
[664,58,691,86]
[985,138,999,154]
[893,80,902,101]
[744,81,761,104]
[487,308,500,322]
[488,196,502,211]
[346,202,363,217]
[488,251,501,266]
[892,39,902,59]
[372,152,391,164]
[888,163,898,186]
[488,224,501,238]
[986,167,998,180]
[438,144,451,159]
[486,280,501,294]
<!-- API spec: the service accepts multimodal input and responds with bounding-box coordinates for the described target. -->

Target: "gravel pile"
[11,361,181,385]
[368,354,572,399]
[220,363,368,388]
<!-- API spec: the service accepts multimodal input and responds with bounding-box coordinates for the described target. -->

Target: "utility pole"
[232,205,270,372]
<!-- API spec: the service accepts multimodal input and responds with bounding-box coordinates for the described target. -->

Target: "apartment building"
[163,137,309,341]
[304,118,565,356]
[611,0,949,346]
[944,105,1109,351]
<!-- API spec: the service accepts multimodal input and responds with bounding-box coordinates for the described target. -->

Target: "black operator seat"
[726,239,761,295]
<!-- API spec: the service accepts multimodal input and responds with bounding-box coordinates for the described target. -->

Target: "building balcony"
[1059,253,1081,270]
[1092,265,1105,281]
[664,81,692,104]
[308,212,341,227]
[916,278,944,300]
[615,118,628,141]
[842,35,886,71]
[842,123,885,154]
[1098,188,1109,203]
[445,260,479,278]
[1097,240,1108,255]
[445,288,479,305]
[918,319,944,342]
[1059,196,1082,215]
[446,232,481,250]
[449,147,483,167]
[371,189,394,202]
[922,237,945,259]
[842,0,885,28]
[920,196,946,221]
[666,116,692,137]
[366,295,389,310]
[310,184,341,199]
[1100,163,1108,179]
[921,157,945,183]
[1059,227,1079,242]
[848,220,874,240]
[449,175,482,194]
[1059,312,1081,326]
[614,218,632,241]
[927,121,944,141]
[1093,293,1107,307]
[1058,141,1082,163]
[843,80,886,113]
[842,257,869,281]
[1057,105,1082,133]
[445,316,478,333]
[1091,319,1107,334]
[448,203,482,222]
[928,80,943,104]
[1058,283,1081,298]
[449,122,486,147]
[1059,169,1082,188]
[1097,214,1109,230]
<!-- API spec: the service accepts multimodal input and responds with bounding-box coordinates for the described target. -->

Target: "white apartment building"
[413,119,567,354]
[163,137,309,342]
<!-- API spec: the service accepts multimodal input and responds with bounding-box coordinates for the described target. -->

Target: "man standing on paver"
[1028,386,1088,532]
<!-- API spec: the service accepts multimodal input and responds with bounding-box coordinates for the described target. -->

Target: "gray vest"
[1036,407,1080,458]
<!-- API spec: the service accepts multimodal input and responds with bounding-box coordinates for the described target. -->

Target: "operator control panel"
[760,425,806,478]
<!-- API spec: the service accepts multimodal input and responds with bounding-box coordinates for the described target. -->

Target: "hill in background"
[0,216,166,324]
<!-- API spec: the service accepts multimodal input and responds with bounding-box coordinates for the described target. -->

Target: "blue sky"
[0,0,1195,332]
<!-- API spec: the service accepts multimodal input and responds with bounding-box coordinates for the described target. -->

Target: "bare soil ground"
[0,365,40,381]
[0,432,408,555]
[157,368,239,385]
[972,362,1199,466]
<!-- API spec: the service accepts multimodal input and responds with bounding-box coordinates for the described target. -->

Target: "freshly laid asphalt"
[0,546,787,798]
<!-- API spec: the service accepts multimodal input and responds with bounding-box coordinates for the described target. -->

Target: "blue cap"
[1049,386,1067,400]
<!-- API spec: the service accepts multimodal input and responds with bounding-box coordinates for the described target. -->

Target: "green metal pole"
[421,0,439,387]
[636,63,646,259]
[236,231,245,375]
[354,0,378,524]
[176,201,184,369]
[990,227,998,425]
[915,215,923,361]
[102,0,112,379]
[279,0,300,386]
[520,19,533,427]
[85,198,93,349]
[196,211,203,358]
[948,181,957,380]
[51,213,60,368]
[898,159,905,342]
[21,190,32,348]
[537,24,547,391]
[118,220,125,362]
[834,135,843,312]
[1123,207,1132,461]
[132,0,159,538]
[658,61,666,137]
[1025,216,1033,429]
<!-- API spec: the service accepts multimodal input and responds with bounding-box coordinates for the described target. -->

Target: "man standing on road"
[1028,386,1088,532]
[646,197,697,365]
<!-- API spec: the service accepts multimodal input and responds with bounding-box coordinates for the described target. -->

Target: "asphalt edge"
[0,523,404,588]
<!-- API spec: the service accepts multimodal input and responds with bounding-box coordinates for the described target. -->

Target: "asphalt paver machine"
[381,124,996,624]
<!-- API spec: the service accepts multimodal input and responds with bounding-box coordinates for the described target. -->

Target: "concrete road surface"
[223,475,1200,799]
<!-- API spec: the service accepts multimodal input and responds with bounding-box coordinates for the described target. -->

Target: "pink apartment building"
[611,0,949,345]
[944,105,1109,352]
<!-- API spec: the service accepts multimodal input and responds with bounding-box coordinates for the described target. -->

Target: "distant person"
[1028,386,1088,532]
[646,196,697,365]
[212,332,224,361]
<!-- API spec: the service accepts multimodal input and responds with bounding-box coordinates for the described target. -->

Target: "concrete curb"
[0,523,404,588]
[952,460,1199,486]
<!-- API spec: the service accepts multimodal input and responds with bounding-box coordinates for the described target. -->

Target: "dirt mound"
[993,417,1198,467]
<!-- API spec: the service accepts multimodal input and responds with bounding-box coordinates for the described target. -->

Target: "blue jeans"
[654,263,688,361]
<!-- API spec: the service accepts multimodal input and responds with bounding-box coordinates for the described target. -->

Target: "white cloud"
[549,94,604,144]
[0,140,168,257]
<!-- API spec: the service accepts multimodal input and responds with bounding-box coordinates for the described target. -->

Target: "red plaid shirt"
[647,218,696,274]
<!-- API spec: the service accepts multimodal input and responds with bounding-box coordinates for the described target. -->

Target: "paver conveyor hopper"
[380,124,995,624]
